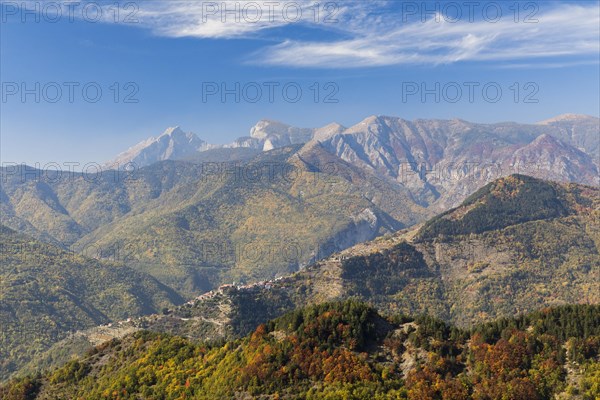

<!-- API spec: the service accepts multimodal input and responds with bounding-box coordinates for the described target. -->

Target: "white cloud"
[251,3,600,68]
[19,1,600,68]
[131,0,362,39]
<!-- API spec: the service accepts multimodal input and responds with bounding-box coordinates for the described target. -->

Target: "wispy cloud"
[21,1,600,68]
[250,3,600,68]
[131,0,368,39]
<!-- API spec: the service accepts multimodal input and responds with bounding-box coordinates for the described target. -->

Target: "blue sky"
[1,0,599,166]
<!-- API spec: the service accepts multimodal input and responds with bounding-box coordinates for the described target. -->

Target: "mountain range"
[106,115,599,174]
[2,114,598,298]
[103,120,344,169]
[1,114,598,387]
[10,174,598,384]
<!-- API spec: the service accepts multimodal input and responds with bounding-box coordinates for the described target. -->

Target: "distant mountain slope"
[74,146,427,296]
[5,301,600,399]
[293,175,599,326]
[37,175,598,365]
[1,146,428,297]
[183,147,261,163]
[0,225,184,381]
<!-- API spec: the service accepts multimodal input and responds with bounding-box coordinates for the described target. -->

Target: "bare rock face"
[311,115,599,210]
[303,208,390,266]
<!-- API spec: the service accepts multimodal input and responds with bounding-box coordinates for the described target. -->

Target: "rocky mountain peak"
[104,126,208,169]
[159,126,185,137]
[312,122,345,141]
[350,115,387,130]
[250,119,292,139]
[537,114,598,125]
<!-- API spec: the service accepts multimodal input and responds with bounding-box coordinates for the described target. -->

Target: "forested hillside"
[3,301,599,399]
[0,225,184,381]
